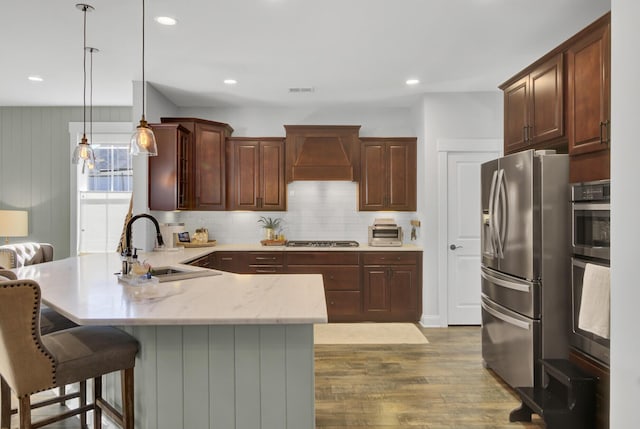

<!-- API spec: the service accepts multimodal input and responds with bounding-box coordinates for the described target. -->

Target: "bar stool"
[0,278,139,429]
[0,270,77,335]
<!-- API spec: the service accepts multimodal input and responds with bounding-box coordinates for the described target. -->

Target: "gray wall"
[0,106,131,258]
[610,1,639,426]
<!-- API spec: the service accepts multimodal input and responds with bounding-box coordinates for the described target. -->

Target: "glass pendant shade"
[72,135,95,164]
[130,116,158,156]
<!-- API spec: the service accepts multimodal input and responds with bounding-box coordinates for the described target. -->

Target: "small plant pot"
[264,228,275,240]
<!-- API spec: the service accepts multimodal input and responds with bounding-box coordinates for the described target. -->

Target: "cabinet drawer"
[363,252,418,265]
[286,252,359,265]
[247,252,284,265]
[247,265,285,274]
[326,291,361,317]
[188,253,214,268]
[215,252,245,273]
[287,266,360,291]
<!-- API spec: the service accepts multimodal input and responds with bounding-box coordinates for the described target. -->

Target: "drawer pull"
[255,256,276,261]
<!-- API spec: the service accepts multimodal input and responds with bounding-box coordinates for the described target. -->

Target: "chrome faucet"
[124,213,165,257]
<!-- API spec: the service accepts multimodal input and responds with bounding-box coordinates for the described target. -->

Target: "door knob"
[449,244,462,250]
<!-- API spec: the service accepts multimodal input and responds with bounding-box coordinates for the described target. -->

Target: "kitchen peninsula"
[14,248,327,429]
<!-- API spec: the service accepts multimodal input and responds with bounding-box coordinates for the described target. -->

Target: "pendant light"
[72,3,96,167]
[130,0,158,156]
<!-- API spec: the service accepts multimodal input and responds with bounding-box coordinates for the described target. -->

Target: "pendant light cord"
[141,0,146,121]
[90,47,93,143]
[83,5,87,137]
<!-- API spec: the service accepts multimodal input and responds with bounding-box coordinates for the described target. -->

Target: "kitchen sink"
[149,266,221,282]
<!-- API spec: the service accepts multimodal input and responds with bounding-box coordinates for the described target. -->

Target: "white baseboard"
[419,315,446,328]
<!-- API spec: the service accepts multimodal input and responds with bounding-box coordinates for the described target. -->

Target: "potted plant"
[258,216,282,240]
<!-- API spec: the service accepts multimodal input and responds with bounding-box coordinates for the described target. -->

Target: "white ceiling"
[1,0,610,108]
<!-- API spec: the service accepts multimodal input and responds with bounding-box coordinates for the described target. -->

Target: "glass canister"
[193,227,209,244]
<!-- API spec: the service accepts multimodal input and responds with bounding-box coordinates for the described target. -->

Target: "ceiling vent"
[288,87,315,93]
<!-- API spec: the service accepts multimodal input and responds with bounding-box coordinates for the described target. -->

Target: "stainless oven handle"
[572,203,610,211]
[572,258,587,269]
[481,270,530,293]
[481,301,530,330]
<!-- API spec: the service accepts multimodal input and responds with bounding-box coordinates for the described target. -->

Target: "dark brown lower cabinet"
[206,249,422,322]
[363,259,420,322]
[286,252,361,322]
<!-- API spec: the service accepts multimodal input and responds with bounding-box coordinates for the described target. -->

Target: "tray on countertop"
[260,239,287,246]
[181,240,217,248]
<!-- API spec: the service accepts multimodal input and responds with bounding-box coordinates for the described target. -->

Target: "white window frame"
[69,122,132,256]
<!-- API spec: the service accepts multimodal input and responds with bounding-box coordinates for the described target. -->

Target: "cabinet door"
[387,141,417,211]
[389,266,418,315]
[529,54,564,145]
[359,138,417,211]
[359,141,386,210]
[227,140,260,210]
[259,140,286,210]
[149,124,192,211]
[567,22,610,156]
[195,123,227,210]
[227,139,285,211]
[363,267,390,313]
[503,75,530,154]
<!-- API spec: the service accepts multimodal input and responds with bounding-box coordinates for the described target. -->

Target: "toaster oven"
[368,218,403,247]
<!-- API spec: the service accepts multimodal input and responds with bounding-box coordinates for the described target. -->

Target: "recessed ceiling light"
[28,76,44,82]
[224,79,237,85]
[406,79,420,85]
[155,16,177,26]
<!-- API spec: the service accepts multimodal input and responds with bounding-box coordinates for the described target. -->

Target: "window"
[70,122,133,255]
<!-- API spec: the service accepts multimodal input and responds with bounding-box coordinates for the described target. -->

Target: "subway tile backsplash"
[152,181,417,244]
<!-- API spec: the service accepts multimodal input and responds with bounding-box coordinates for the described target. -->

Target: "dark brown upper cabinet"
[284,125,361,182]
[567,18,611,157]
[567,14,611,183]
[359,138,417,211]
[148,123,193,211]
[161,118,233,210]
[226,138,286,211]
[501,53,565,155]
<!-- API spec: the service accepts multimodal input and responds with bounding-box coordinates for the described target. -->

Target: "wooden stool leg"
[59,385,66,406]
[121,368,134,429]
[1,377,10,429]
[79,381,87,429]
[93,377,102,429]
[18,396,31,429]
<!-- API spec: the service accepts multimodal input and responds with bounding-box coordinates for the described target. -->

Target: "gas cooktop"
[286,240,359,248]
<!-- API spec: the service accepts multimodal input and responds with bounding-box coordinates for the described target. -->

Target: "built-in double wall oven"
[570,180,610,366]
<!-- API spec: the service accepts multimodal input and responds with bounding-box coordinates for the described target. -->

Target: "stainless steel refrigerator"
[480,149,570,388]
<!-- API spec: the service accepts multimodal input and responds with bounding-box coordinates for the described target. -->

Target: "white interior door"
[446,150,500,325]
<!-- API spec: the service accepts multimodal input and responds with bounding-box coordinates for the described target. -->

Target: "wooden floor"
[315,325,546,429]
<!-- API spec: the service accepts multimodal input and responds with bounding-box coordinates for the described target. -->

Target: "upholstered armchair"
[0,242,53,270]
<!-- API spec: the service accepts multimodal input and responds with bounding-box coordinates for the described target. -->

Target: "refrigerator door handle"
[493,168,507,259]
[481,270,531,293]
[481,301,531,330]
[487,170,498,256]
[498,169,508,258]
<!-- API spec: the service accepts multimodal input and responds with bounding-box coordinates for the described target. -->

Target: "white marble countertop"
[14,249,327,326]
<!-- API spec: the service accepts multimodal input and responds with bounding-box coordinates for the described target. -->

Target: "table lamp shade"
[0,210,29,243]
